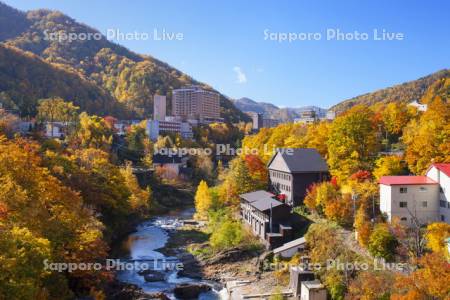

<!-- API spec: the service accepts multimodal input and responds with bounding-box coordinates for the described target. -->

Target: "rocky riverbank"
[108,209,227,299]
[159,223,287,298]
[105,281,170,300]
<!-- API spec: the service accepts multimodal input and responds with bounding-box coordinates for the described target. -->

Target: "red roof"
[379,176,438,185]
[428,163,450,177]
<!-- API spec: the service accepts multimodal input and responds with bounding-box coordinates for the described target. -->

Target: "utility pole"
[372,195,375,222]
[352,193,358,220]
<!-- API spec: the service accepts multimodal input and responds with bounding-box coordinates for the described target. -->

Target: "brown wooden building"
[268,148,329,206]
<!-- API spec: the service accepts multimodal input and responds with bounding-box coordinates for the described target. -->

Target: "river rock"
[105,281,148,299]
[139,292,170,300]
[138,269,155,276]
[173,283,211,299]
[177,253,202,279]
[141,270,165,282]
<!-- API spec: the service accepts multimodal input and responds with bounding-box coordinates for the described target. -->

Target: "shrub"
[368,223,397,261]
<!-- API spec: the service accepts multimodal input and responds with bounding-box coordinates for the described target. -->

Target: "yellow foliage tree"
[327,105,379,181]
[402,98,450,174]
[305,121,330,158]
[381,102,409,135]
[373,155,407,180]
[425,222,450,258]
[194,180,212,220]
[120,162,151,213]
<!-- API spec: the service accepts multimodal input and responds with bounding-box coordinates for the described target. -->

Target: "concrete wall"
[278,245,304,258]
[380,184,392,217]
[300,284,327,300]
[381,184,439,224]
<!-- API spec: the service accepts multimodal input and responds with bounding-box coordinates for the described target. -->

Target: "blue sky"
[5,0,450,108]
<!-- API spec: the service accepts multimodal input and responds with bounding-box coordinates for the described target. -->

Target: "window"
[400,187,407,193]
[399,202,408,208]
[419,187,427,192]
[441,215,446,222]
[439,187,444,193]
[400,217,407,221]
[440,200,446,208]
[422,201,427,208]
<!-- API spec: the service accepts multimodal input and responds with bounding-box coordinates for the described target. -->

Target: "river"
[116,208,227,299]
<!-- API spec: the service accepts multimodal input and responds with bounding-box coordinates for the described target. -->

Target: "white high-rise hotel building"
[172,86,221,122]
[153,95,166,121]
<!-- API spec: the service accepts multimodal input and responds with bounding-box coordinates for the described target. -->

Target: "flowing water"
[117,208,227,299]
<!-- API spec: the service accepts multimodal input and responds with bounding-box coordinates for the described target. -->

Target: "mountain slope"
[0,2,30,40]
[0,44,126,116]
[0,2,249,122]
[233,97,327,121]
[331,69,449,112]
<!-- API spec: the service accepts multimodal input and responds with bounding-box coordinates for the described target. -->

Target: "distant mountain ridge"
[233,97,327,121]
[331,69,449,112]
[235,69,449,120]
[0,1,249,122]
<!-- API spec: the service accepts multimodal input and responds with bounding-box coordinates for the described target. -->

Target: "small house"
[273,237,306,258]
[153,152,189,179]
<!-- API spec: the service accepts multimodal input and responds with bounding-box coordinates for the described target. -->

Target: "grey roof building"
[240,190,292,249]
[268,148,329,206]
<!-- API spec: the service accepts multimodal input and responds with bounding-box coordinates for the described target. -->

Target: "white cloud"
[233,66,247,84]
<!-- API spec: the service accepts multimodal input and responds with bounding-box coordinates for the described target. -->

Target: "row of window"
[279,183,291,192]
[401,215,447,222]
[270,170,291,181]
[399,187,428,193]
[399,200,450,209]
[399,201,428,208]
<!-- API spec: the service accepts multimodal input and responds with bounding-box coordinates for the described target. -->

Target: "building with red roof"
[379,163,450,225]
[379,176,438,185]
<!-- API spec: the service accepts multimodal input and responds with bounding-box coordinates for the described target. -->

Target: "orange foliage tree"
[392,253,450,299]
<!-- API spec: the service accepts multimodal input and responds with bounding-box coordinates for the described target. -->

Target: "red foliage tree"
[350,170,372,182]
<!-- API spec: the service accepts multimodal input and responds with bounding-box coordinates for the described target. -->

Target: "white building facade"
[379,163,450,225]
[146,119,193,140]
[426,164,450,222]
[153,95,166,121]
